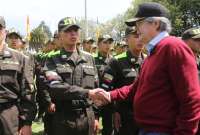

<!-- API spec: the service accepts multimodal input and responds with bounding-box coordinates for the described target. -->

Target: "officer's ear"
[58,32,63,41]
[155,20,161,31]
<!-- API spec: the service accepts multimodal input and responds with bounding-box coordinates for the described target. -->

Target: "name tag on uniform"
[131,68,136,72]
[61,55,67,59]
[131,58,136,63]
[82,65,94,69]
[2,61,19,65]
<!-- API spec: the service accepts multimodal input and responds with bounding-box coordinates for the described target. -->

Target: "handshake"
[88,88,111,106]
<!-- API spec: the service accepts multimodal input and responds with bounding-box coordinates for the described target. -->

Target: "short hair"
[144,17,172,33]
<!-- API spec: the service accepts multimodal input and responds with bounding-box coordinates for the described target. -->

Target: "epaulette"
[114,52,127,60]
[92,52,98,58]
[47,50,61,58]
[47,50,55,58]
[80,50,92,56]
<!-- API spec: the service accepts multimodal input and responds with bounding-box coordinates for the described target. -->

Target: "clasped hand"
[88,88,111,106]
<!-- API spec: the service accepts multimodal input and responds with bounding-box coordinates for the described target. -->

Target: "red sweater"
[110,36,200,135]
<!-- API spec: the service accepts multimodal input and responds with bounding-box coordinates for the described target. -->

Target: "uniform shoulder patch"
[47,50,55,58]
[92,53,98,58]
[48,50,61,58]
[80,50,92,56]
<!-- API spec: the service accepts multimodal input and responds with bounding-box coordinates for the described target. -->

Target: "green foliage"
[38,21,52,39]
[76,18,99,40]
[29,21,50,51]
[102,0,199,37]
[149,0,200,35]
[32,122,44,135]
[32,119,103,135]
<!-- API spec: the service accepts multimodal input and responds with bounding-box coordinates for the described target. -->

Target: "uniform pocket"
[82,68,95,88]
[0,105,19,135]
[56,66,73,84]
[0,64,21,84]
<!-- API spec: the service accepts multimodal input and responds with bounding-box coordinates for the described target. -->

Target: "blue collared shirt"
[146,31,169,55]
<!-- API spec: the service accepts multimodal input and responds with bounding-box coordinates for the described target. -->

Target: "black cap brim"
[60,24,80,31]
[87,39,95,43]
[125,17,145,26]
[192,34,200,39]
[8,32,22,39]
[103,38,114,42]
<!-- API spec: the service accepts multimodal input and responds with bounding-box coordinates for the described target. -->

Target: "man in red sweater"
[89,2,200,135]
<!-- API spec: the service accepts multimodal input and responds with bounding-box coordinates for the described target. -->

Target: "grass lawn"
[32,122,44,135]
[32,118,103,135]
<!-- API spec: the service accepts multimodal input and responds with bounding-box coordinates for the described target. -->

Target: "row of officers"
[0,12,200,135]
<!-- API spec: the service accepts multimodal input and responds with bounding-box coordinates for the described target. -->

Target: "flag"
[96,27,100,40]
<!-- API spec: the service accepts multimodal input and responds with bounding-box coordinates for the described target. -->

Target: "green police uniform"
[93,52,112,81]
[37,48,98,135]
[182,27,200,135]
[101,50,146,135]
[93,52,114,135]
[35,51,58,134]
[0,46,36,135]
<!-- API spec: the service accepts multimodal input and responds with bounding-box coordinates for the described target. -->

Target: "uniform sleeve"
[35,54,52,108]
[167,43,200,135]
[42,58,90,101]
[19,56,37,126]
[36,66,52,117]
[92,56,99,88]
[101,58,125,112]
[48,83,89,100]
[100,58,121,91]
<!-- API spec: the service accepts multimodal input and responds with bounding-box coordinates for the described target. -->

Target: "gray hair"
[144,17,172,33]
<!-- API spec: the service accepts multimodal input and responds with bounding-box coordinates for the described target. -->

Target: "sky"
[0,0,133,35]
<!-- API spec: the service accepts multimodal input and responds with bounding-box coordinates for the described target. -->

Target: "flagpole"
[85,0,88,38]
[26,15,30,51]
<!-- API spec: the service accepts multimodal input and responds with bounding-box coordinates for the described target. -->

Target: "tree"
[102,0,199,37]
[76,18,100,41]
[29,27,48,51]
[38,21,52,39]
[124,0,200,36]
[29,21,52,51]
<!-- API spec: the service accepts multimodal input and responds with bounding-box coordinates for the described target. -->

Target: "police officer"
[182,27,200,79]
[182,27,200,135]
[93,35,114,135]
[93,35,113,76]
[52,30,63,51]
[6,29,25,52]
[0,16,36,135]
[114,41,127,56]
[37,17,99,135]
[82,37,95,53]
[101,26,146,135]
[91,44,98,55]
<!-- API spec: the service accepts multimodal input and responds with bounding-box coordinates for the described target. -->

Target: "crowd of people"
[0,2,200,135]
